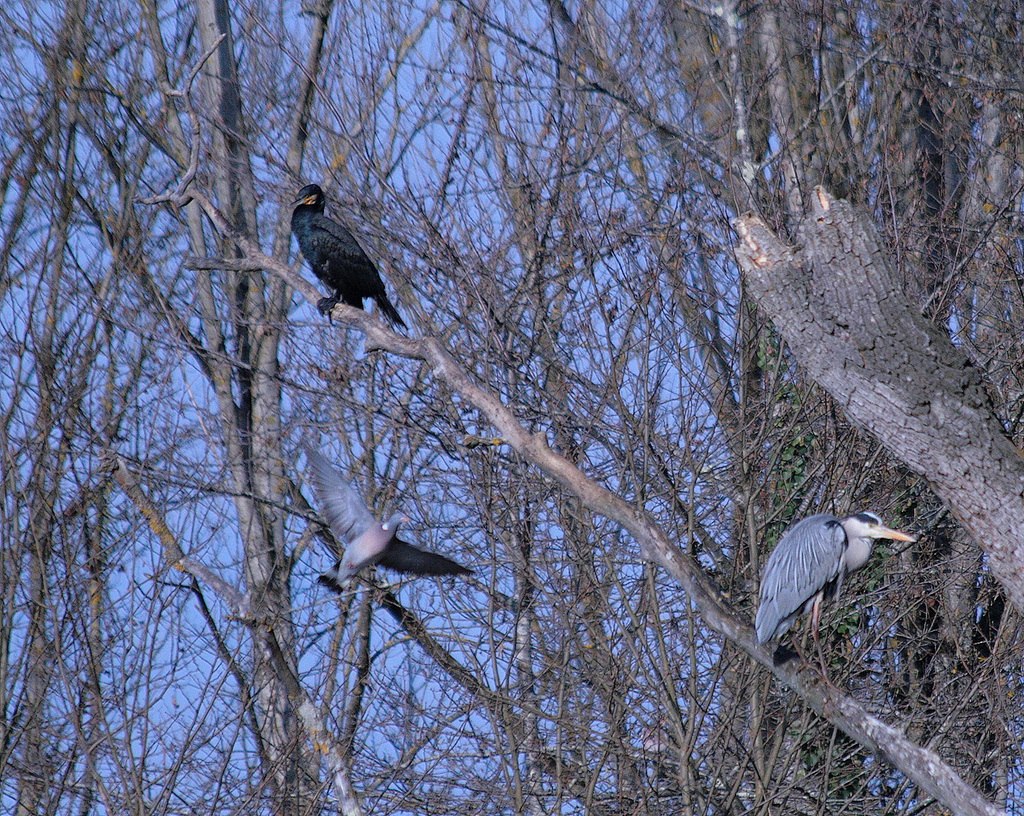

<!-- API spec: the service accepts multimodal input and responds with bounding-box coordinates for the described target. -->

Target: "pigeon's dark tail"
[376,294,407,329]
[380,539,472,577]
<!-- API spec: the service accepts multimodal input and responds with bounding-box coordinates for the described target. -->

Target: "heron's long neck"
[845,536,873,572]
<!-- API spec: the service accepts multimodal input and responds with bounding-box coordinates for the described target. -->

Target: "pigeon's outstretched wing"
[380,538,473,576]
[303,445,375,543]
[318,539,471,592]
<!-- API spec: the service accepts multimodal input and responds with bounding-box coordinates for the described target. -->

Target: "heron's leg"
[809,592,828,676]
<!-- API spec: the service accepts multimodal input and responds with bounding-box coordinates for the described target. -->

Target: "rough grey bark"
[162,0,319,807]
[733,188,1024,613]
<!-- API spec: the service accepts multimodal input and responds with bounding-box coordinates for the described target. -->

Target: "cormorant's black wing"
[308,216,376,270]
[294,207,407,327]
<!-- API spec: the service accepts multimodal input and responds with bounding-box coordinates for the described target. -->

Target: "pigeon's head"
[381,513,410,534]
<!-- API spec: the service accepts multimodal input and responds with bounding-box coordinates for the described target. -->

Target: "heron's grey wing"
[303,445,376,543]
[378,538,472,577]
[755,514,846,643]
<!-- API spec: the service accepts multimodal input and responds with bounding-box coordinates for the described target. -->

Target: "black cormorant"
[291,184,406,328]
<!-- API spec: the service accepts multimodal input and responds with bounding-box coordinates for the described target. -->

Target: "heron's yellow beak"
[874,526,916,542]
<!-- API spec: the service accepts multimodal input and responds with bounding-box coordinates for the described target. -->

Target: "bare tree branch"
[107,453,252,619]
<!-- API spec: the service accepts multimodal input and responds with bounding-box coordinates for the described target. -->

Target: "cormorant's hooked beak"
[293,193,319,206]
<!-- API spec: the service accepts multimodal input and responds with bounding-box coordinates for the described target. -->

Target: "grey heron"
[755,512,915,667]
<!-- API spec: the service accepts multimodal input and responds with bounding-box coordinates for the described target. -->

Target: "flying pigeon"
[303,444,471,590]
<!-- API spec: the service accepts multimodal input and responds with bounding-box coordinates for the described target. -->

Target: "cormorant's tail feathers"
[376,295,407,329]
